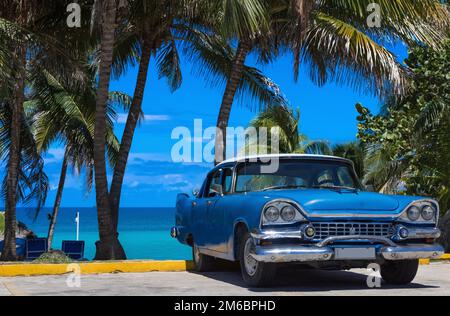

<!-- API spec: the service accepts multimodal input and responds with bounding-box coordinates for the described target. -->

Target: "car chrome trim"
[251,245,333,263]
[218,154,353,167]
[252,226,441,243]
[392,226,441,241]
[250,243,444,263]
[312,222,394,240]
[251,228,303,240]
[381,244,444,260]
[316,235,397,247]
[398,199,440,225]
[170,226,179,238]
[260,199,307,226]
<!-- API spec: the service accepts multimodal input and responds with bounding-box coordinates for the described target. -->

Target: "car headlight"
[264,206,280,222]
[400,200,439,224]
[407,206,421,221]
[281,205,296,221]
[421,205,436,221]
[261,200,306,226]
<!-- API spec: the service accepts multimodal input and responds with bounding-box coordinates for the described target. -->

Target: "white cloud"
[116,113,170,124]
[123,173,194,193]
[127,153,172,165]
[44,148,66,165]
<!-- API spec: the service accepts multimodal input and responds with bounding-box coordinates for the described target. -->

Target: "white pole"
[75,211,80,241]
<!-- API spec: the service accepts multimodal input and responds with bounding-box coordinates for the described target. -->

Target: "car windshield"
[235,159,361,193]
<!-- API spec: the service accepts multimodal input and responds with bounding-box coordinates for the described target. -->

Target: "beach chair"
[62,241,85,260]
[25,238,48,260]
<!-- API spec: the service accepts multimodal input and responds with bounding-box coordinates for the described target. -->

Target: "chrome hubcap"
[244,238,258,276]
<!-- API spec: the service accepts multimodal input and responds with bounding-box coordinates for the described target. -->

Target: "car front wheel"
[380,259,419,285]
[192,244,215,272]
[238,231,277,287]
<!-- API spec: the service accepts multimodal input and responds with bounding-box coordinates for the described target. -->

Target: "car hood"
[248,189,401,214]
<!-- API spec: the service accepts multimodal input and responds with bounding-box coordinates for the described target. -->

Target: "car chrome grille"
[312,222,394,240]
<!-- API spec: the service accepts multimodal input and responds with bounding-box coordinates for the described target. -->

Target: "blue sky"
[40,44,408,207]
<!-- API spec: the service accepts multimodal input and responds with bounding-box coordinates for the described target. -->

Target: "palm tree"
[211,0,273,164]
[245,105,333,155]
[0,0,51,261]
[107,0,188,236]
[91,0,127,260]
[0,88,49,261]
[105,0,288,238]
[1,0,99,260]
[29,69,126,250]
[214,0,450,164]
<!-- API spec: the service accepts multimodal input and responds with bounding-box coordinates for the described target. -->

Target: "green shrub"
[34,251,73,264]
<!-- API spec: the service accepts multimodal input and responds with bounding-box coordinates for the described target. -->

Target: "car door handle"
[207,201,213,206]
[192,201,197,207]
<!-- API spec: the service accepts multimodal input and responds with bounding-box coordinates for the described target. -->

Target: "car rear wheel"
[380,259,419,285]
[238,231,276,287]
[192,244,215,272]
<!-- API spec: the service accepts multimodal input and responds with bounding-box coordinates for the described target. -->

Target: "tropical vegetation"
[0,0,449,261]
[357,41,450,213]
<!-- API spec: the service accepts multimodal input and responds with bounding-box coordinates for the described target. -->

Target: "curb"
[0,260,195,277]
[0,256,448,277]
[419,254,450,265]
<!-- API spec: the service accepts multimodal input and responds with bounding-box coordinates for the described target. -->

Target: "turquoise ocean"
[16,207,192,260]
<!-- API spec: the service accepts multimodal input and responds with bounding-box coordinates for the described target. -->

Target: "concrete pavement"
[0,262,448,296]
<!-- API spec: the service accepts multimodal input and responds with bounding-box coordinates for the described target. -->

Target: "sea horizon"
[16,207,191,261]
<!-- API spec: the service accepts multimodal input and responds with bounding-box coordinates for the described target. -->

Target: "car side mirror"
[192,188,200,198]
[365,184,375,192]
[210,184,223,196]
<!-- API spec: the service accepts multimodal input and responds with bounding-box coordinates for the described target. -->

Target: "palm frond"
[302,13,408,97]
[156,32,183,92]
[182,28,288,111]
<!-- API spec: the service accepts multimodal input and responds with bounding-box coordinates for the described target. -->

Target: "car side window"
[206,170,222,197]
[222,168,233,194]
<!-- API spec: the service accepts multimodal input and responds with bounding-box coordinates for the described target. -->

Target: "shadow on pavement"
[190,263,438,293]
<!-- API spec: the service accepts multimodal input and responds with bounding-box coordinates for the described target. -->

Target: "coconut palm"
[106,0,191,238]
[93,0,289,249]
[213,0,450,164]
[244,105,333,155]
[0,0,95,261]
[0,0,58,261]
[210,0,276,164]
[90,0,127,260]
[28,67,128,250]
[0,91,49,260]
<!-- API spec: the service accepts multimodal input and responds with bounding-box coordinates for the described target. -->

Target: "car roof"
[216,154,353,167]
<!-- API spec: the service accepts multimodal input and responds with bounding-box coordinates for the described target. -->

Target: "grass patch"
[34,251,73,264]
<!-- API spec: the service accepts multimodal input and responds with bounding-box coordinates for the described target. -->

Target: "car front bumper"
[251,243,444,263]
[250,228,444,263]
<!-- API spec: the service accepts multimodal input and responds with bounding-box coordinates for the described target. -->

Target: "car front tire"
[380,259,419,285]
[192,243,215,272]
[238,231,277,287]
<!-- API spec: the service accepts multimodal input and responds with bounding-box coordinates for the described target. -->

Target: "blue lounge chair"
[62,241,85,260]
[25,238,48,260]
[0,238,26,258]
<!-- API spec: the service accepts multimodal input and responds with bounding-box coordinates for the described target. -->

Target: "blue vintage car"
[171,154,444,287]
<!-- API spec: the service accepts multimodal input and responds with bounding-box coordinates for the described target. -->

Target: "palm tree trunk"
[109,34,153,231]
[47,148,69,250]
[1,23,26,261]
[93,0,125,260]
[214,40,251,165]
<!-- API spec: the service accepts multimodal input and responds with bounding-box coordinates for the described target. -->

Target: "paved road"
[0,262,448,296]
